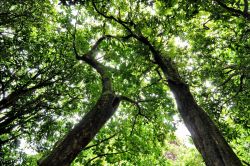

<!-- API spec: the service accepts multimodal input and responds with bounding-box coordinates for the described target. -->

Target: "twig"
[130,114,139,136]
[83,134,117,150]
[242,160,250,166]
[92,1,135,34]
[119,96,151,135]
[218,72,239,87]
[85,151,127,165]
[233,74,245,97]
[203,19,212,30]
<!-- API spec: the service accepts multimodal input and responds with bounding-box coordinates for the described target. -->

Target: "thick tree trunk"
[136,35,242,165]
[167,80,242,166]
[160,59,242,166]
[38,38,120,165]
[38,92,120,166]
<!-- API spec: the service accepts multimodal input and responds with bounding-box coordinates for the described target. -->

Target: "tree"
[0,0,93,164]
[1,0,249,165]
[38,34,123,165]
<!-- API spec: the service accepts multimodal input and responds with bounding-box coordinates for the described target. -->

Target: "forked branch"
[214,0,250,19]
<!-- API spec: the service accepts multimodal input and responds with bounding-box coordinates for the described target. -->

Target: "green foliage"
[1,0,249,165]
[164,139,205,166]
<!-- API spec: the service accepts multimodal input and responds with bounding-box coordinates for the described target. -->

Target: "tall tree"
[91,1,248,165]
[1,0,249,165]
[38,33,123,165]
[46,0,246,165]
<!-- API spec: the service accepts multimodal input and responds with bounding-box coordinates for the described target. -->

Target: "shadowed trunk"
[135,35,242,165]
[38,39,121,165]
[38,91,120,166]
[43,2,243,164]
[167,79,242,166]
[154,51,241,166]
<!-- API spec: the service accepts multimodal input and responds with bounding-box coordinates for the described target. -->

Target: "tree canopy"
[0,0,249,165]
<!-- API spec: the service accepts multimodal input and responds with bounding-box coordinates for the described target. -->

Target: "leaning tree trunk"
[137,35,242,165]
[155,53,242,165]
[38,91,120,166]
[38,44,121,165]
[59,1,243,164]
[167,77,242,166]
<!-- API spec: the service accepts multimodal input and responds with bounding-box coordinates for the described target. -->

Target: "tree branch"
[233,74,245,97]
[242,160,250,166]
[130,114,139,136]
[0,80,54,111]
[83,134,117,150]
[119,96,141,112]
[214,0,250,19]
[92,1,135,34]
[85,151,127,165]
[243,0,249,15]
[119,95,150,135]
[218,72,239,87]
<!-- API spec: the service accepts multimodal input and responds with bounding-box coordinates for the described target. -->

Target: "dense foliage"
[0,0,249,165]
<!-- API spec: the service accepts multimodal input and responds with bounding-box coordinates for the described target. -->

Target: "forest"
[0,0,249,165]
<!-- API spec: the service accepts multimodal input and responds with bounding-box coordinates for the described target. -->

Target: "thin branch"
[119,96,150,118]
[140,69,163,90]
[242,160,250,166]
[0,80,54,111]
[233,74,245,97]
[119,96,150,135]
[138,64,154,81]
[218,72,239,87]
[72,27,132,61]
[203,19,212,30]
[85,151,127,165]
[243,0,249,15]
[214,0,250,19]
[83,134,117,150]
[130,114,139,136]
[119,96,141,112]
[92,1,135,34]
[73,33,112,60]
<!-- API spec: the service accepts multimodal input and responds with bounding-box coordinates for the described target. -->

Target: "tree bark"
[38,37,121,165]
[38,91,120,166]
[45,2,244,164]
[167,79,242,166]
[134,35,242,165]
[153,48,241,165]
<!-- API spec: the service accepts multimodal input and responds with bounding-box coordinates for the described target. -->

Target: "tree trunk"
[167,80,242,166]
[136,35,242,165]
[38,91,120,166]
[161,60,242,166]
[38,37,121,165]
